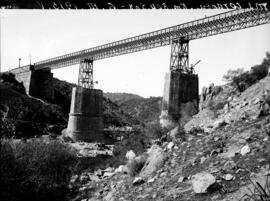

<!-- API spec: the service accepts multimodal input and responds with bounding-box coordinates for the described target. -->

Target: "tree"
[222,68,245,83]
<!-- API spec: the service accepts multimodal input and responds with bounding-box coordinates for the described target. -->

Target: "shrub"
[188,126,205,135]
[0,72,26,94]
[0,139,78,201]
[240,175,270,201]
[232,71,256,92]
[207,99,228,112]
[232,53,270,92]
[222,68,245,83]
[144,123,168,139]
[224,52,270,92]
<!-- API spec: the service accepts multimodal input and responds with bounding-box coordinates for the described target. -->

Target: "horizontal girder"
[34,9,270,70]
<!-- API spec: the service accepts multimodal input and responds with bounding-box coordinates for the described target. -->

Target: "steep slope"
[1,73,67,138]
[185,76,270,133]
[71,75,270,201]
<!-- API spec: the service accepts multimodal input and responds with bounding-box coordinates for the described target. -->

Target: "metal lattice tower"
[170,37,190,73]
[78,59,94,89]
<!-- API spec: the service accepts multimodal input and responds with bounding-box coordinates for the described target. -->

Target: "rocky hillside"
[185,76,270,133]
[69,73,270,201]
[1,73,67,138]
[0,74,141,138]
[72,116,269,201]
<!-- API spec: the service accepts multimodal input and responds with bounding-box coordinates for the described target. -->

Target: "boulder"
[115,165,128,173]
[223,174,235,181]
[223,160,237,171]
[126,153,148,176]
[212,118,227,130]
[139,145,167,179]
[253,98,261,105]
[192,172,216,194]
[147,178,155,183]
[220,144,240,158]
[178,176,185,183]
[167,142,175,150]
[126,150,136,160]
[240,144,251,156]
[133,177,145,185]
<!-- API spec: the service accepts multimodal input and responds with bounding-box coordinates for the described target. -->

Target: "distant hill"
[119,97,162,124]
[52,78,141,128]
[104,92,143,105]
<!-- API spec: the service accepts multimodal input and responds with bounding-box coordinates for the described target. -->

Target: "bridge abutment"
[66,86,104,142]
[9,66,54,101]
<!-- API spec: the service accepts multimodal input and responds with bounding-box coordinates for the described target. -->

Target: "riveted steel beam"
[32,9,269,70]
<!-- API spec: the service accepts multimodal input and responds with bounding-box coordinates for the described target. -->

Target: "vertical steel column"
[78,59,94,89]
[170,37,189,74]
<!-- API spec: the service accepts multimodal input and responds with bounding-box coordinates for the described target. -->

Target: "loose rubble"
[68,76,270,201]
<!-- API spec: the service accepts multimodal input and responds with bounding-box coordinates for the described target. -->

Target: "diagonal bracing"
[33,9,270,70]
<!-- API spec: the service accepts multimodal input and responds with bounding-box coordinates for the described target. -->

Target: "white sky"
[1,10,270,98]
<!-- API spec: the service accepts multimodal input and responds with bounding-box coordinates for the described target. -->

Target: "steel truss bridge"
[32,9,270,88]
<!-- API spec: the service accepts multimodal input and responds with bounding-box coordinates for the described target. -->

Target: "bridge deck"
[33,9,270,70]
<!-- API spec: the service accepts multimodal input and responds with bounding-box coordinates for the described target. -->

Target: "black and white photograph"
[0,3,270,201]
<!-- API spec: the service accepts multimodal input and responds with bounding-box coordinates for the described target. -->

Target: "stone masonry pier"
[160,71,199,128]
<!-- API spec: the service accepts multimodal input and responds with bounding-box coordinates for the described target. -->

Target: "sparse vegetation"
[143,122,168,139]
[0,139,78,201]
[208,99,228,111]
[107,132,149,168]
[223,68,245,83]
[0,72,26,94]
[225,52,270,92]
[119,96,162,124]
[240,175,270,201]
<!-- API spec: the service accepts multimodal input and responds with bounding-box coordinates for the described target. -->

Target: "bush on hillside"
[1,139,78,201]
[0,72,26,94]
[227,52,270,92]
[144,122,168,139]
[119,97,162,124]
[222,68,245,83]
[207,99,228,111]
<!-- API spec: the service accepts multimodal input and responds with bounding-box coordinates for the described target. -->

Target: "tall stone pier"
[66,86,103,142]
[160,71,199,129]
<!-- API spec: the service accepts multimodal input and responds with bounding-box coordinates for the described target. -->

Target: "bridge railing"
[34,9,270,70]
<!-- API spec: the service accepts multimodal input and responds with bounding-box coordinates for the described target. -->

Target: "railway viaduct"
[8,9,270,142]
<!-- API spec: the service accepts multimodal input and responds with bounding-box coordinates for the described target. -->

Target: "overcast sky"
[1,10,270,97]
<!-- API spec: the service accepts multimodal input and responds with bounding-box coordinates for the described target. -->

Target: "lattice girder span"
[78,59,94,89]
